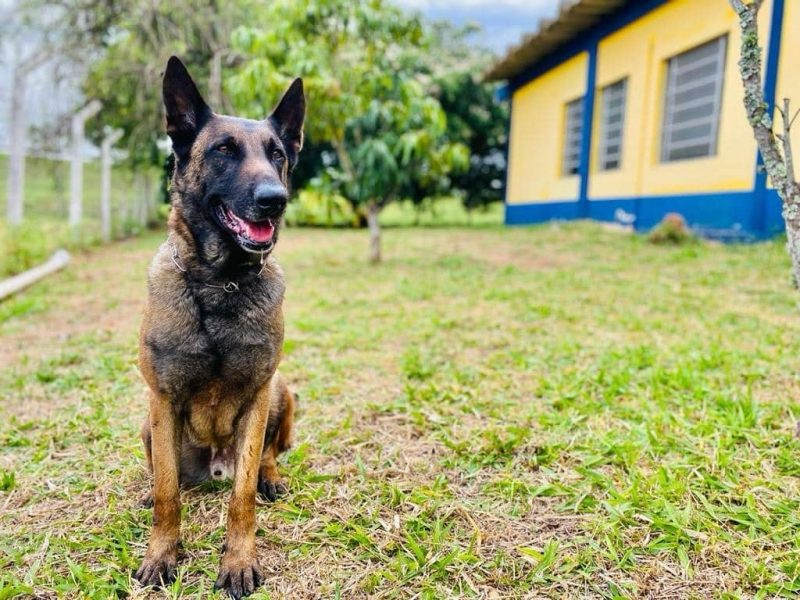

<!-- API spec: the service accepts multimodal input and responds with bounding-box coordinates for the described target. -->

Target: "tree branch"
[729,0,786,187]
[780,99,796,184]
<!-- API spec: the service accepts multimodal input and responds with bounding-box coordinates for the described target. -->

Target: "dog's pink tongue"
[243,219,274,243]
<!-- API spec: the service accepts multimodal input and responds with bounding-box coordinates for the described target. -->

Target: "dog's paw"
[257,477,287,502]
[134,551,177,588]
[214,556,264,599]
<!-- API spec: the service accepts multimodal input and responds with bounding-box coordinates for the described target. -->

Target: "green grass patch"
[1,223,799,598]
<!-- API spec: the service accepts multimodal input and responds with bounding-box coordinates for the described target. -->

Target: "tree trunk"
[208,49,223,109]
[367,202,381,263]
[730,0,800,285]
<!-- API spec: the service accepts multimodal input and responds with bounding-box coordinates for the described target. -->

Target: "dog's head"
[163,56,304,256]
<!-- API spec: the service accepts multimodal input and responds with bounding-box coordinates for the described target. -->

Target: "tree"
[227,0,468,262]
[82,0,254,166]
[434,71,508,212]
[426,22,509,213]
[729,0,800,285]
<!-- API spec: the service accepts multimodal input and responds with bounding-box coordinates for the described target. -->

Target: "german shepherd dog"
[134,56,303,598]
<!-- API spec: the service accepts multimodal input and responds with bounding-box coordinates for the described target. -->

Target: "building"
[487,0,795,239]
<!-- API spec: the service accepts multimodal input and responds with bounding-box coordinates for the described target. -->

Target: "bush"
[648,213,694,245]
[285,190,359,227]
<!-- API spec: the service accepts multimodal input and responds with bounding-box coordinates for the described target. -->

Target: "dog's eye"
[216,143,234,156]
[271,149,284,162]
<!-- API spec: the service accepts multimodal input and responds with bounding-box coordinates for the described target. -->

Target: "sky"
[397,0,560,54]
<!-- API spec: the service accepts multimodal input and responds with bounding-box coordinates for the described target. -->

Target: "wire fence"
[0,153,161,277]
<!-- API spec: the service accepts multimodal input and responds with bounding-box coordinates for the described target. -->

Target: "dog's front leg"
[135,392,182,587]
[214,386,270,598]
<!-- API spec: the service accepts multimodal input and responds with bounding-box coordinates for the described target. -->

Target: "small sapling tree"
[730,0,800,285]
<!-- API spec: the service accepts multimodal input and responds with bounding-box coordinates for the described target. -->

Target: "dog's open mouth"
[215,204,276,252]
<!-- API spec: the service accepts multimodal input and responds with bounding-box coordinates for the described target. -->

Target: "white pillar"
[6,50,50,225]
[69,100,102,232]
[100,128,123,242]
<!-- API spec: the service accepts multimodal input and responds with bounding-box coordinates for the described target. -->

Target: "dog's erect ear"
[163,56,212,159]
[269,78,305,168]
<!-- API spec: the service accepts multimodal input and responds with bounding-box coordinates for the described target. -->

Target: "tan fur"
[133,57,304,598]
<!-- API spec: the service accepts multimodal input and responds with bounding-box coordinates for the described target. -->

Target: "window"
[598,79,627,171]
[562,97,584,176]
[661,36,727,162]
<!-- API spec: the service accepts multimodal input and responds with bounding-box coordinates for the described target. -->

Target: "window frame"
[562,96,584,177]
[598,78,628,172]
[660,35,728,163]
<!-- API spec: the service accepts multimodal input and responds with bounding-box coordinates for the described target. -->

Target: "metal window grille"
[661,35,727,162]
[562,97,583,176]
[598,79,627,171]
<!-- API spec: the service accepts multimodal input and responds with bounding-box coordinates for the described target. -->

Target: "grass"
[1,222,800,599]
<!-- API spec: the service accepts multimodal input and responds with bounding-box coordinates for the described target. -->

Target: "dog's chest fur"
[140,242,285,446]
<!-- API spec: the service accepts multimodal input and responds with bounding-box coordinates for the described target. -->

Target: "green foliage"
[285,189,358,228]
[82,0,255,165]
[435,72,508,210]
[426,23,509,210]
[228,0,469,214]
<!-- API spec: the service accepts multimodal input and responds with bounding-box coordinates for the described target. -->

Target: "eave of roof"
[485,0,627,82]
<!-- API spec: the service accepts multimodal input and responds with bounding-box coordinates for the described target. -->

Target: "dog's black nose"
[254,182,288,211]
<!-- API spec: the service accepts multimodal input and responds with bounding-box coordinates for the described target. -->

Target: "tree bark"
[366,202,381,264]
[208,49,223,109]
[730,0,800,285]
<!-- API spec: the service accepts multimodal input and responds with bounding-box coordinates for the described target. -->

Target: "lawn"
[1,222,800,599]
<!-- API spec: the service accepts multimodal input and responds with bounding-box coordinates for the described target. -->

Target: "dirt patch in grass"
[0,240,153,368]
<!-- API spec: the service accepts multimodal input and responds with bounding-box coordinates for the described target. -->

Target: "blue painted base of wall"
[505,190,784,241]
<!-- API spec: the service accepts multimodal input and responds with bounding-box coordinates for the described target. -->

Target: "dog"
[140,371,296,495]
[134,56,304,599]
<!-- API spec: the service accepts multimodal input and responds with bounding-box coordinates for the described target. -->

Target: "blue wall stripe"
[502,84,513,223]
[505,191,785,240]
[508,0,669,94]
[578,43,599,218]
[752,0,786,233]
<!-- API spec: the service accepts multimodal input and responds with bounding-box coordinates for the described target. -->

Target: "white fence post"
[69,100,102,233]
[6,50,50,225]
[100,128,124,242]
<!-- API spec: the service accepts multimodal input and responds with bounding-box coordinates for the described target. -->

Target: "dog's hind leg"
[139,415,155,508]
[134,392,183,588]
[141,414,154,472]
[257,444,286,502]
[258,381,295,502]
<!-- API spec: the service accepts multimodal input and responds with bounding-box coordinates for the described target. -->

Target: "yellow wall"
[507,53,587,204]
[507,0,776,204]
[590,0,772,199]
[775,0,800,155]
